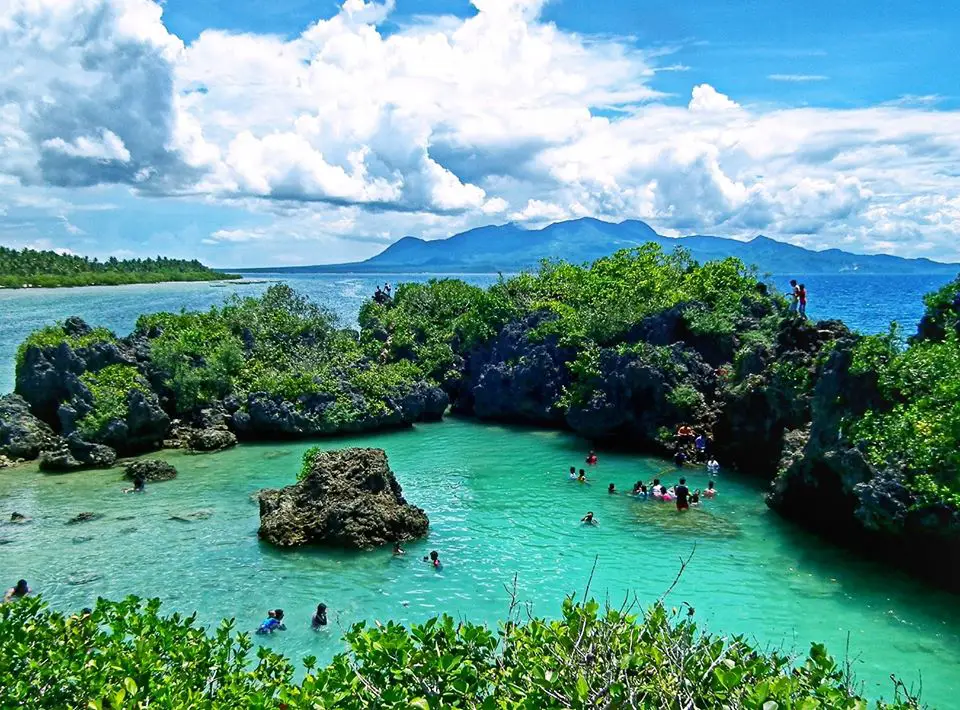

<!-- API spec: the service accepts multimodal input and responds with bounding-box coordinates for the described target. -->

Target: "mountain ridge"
[232,218,960,275]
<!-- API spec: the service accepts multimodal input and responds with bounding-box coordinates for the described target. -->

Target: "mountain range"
[234,218,960,276]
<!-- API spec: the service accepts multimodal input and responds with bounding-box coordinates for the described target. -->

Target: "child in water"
[312,603,328,629]
[581,511,598,526]
[608,483,617,494]
[393,542,405,556]
[704,481,717,498]
[123,475,146,494]
[577,469,587,483]
[586,451,598,465]
[257,609,286,635]
[569,466,577,480]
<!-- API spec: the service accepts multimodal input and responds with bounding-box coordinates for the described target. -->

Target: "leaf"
[762,702,779,710]
[410,699,430,710]
[123,677,138,696]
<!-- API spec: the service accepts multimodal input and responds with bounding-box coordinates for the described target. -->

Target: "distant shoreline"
[0,272,242,290]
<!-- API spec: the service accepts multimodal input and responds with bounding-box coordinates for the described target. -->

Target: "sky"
[1,0,959,267]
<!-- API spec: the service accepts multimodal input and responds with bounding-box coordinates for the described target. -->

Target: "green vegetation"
[0,595,919,709]
[141,284,425,421]
[76,365,149,439]
[0,246,237,289]
[364,245,779,411]
[15,323,116,366]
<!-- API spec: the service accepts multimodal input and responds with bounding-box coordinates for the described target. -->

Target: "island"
[0,246,239,288]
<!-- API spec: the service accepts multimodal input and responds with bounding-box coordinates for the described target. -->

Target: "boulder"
[188,427,237,452]
[0,394,57,460]
[39,434,117,472]
[124,459,177,482]
[258,447,429,549]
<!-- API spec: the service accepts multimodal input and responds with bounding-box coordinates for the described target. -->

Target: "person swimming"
[577,469,587,483]
[652,484,664,500]
[312,603,328,629]
[393,542,405,556]
[637,484,648,500]
[608,483,616,494]
[423,550,442,569]
[3,579,29,603]
[569,466,577,480]
[123,474,146,494]
[675,477,690,511]
[691,490,701,506]
[256,609,286,635]
[581,511,598,525]
[662,485,675,503]
[704,481,717,498]
[586,451,598,465]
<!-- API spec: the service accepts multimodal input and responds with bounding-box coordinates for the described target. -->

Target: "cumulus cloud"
[0,0,959,262]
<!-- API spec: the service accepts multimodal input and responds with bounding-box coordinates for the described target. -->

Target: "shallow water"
[1,418,957,706]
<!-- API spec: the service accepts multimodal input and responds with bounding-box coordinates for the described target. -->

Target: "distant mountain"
[234,218,960,276]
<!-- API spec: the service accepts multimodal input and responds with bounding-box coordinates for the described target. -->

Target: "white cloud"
[0,0,958,263]
[767,74,829,82]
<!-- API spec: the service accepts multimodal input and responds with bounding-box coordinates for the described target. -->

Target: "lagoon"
[1,418,959,706]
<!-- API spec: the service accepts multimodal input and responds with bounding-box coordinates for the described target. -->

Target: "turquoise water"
[1,418,958,706]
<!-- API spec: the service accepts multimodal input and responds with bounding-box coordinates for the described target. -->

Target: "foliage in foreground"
[0,595,920,709]
[0,246,237,288]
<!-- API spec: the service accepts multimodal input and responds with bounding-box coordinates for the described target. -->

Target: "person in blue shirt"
[256,609,286,634]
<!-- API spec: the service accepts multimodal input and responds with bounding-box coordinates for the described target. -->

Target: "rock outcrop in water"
[125,459,177,482]
[39,434,117,472]
[0,394,57,460]
[258,447,429,549]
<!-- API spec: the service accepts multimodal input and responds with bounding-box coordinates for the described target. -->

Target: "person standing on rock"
[789,279,800,314]
[798,283,808,317]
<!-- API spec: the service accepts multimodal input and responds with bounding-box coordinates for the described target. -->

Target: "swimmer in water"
[312,603,328,629]
[631,481,642,495]
[691,490,701,506]
[423,550,442,569]
[257,609,286,634]
[586,451,598,465]
[637,484,648,501]
[608,483,617,494]
[662,485,675,503]
[577,469,587,483]
[652,484,664,501]
[393,542,405,556]
[581,511,598,526]
[569,466,577,480]
[123,474,146,494]
[675,477,690,511]
[704,481,717,498]
[3,579,29,603]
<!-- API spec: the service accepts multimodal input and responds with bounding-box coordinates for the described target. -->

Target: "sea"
[0,271,957,707]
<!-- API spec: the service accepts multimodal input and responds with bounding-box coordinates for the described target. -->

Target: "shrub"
[15,324,115,367]
[76,365,149,438]
[0,595,920,709]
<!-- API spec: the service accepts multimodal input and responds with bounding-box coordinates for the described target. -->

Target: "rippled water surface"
[1,418,958,706]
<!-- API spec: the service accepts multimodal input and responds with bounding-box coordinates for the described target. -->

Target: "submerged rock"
[39,434,117,472]
[67,512,102,525]
[258,447,429,549]
[0,394,57,460]
[124,459,177,482]
[170,509,214,522]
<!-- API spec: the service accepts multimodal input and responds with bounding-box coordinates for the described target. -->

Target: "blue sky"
[2,0,959,266]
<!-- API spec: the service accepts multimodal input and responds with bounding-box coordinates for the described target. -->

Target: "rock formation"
[39,434,117,472]
[258,447,429,549]
[0,394,57,460]
[124,459,177,482]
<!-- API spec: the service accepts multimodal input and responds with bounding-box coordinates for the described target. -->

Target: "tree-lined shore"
[0,246,238,288]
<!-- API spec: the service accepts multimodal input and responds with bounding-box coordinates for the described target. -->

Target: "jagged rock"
[39,434,117,472]
[258,447,429,549]
[16,328,132,425]
[66,512,102,525]
[188,428,237,452]
[0,394,57,460]
[0,455,17,469]
[124,459,177,482]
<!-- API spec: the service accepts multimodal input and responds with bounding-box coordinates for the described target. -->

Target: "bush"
[15,324,115,367]
[76,365,149,438]
[0,595,920,709]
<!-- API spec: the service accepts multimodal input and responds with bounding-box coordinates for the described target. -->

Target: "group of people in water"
[256,604,329,634]
[572,443,719,525]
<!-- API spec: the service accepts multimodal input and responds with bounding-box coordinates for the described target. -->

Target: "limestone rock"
[39,434,117,472]
[0,394,57,460]
[124,459,177,482]
[188,427,237,452]
[258,447,429,549]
